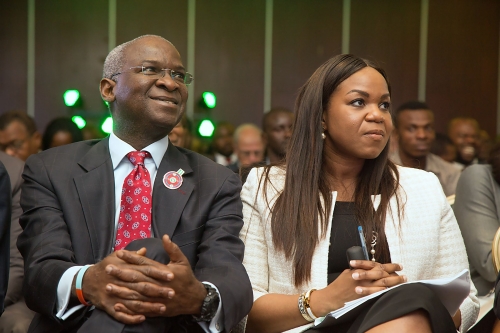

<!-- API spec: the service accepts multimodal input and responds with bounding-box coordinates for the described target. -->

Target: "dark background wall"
[1,0,499,137]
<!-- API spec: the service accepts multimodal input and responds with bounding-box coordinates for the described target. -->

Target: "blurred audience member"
[0,159,10,317]
[168,114,207,153]
[456,142,500,296]
[456,143,500,332]
[391,101,460,196]
[478,129,494,162]
[81,123,104,141]
[262,108,293,164]
[41,117,83,150]
[169,114,191,148]
[448,117,481,169]
[211,122,237,166]
[228,124,265,173]
[0,111,41,161]
[0,152,34,332]
[431,133,458,164]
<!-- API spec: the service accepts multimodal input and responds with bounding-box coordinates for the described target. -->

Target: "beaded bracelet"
[298,293,314,322]
[76,265,92,306]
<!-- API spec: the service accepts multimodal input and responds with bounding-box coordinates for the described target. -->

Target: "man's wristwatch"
[193,283,220,322]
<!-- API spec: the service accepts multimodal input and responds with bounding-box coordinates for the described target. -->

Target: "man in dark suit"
[0,152,34,332]
[18,35,252,333]
[0,159,12,316]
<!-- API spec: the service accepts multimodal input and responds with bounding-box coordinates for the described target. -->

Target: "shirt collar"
[109,131,169,170]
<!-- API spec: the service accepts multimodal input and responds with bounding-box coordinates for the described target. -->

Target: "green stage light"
[198,119,215,138]
[101,117,113,134]
[202,92,216,109]
[71,116,86,129]
[63,90,81,107]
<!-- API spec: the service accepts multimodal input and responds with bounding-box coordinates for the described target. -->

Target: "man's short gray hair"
[233,123,263,145]
[102,35,173,79]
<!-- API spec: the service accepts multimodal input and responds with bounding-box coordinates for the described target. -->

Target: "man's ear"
[100,78,116,103]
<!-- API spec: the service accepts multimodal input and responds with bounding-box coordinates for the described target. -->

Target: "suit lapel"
[74,138,115,262]
[152,144,194,239]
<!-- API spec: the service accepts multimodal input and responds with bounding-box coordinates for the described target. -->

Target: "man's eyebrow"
[141,59,186,71]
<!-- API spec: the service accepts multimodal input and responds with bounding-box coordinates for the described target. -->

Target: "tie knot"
[127,151,151,166]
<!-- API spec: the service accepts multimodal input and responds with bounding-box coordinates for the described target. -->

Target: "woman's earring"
[321,131,326,140]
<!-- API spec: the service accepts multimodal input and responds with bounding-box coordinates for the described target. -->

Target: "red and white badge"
[163,169,184,190]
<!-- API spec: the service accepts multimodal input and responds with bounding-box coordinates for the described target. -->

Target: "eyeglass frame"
[110,66,194,85]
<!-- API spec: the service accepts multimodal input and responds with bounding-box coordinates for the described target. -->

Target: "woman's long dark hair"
[264,54,400,287]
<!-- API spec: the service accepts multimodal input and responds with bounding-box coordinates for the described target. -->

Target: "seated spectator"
[448,117,481,169]
[227,124,265,174]
[262,108,293,164]
[431,133,457,164]
[41,117,84,150]
[456,143,500,332]
[240,54,478,333]
[0,157,11,316]
[168,114,207,154]
[478,129,494,162]
[0,111,41,161]
[390,101,461,196]
[0,152,34,332]
[211,122,237,166]
[81,123,105,141]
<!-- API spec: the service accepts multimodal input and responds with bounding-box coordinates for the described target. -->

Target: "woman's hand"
[309,261,406,317]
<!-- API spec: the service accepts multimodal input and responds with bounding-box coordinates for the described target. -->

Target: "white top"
[240,165,479,333]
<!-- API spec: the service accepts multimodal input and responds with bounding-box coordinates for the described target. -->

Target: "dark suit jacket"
[18,138,252,332]
[0,152,24,307]
[0,160,11,315]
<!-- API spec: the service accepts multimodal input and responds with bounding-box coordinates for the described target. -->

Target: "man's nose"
[415,128,427,139]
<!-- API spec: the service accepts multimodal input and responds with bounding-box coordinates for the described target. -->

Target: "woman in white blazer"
[239,54,478,333]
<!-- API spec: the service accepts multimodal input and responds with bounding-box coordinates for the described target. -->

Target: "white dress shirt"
[56,132,223,332]
[214,152,237,166]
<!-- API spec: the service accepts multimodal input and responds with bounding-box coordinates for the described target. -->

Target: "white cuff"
[56,265,85,320]
[196,281,224,333]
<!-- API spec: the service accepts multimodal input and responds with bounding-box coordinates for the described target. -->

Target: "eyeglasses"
[111,66,194,85]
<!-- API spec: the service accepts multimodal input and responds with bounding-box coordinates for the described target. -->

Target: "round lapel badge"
[163,170,183,190]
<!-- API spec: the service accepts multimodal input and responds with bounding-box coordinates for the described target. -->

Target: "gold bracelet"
[303,289,318,320]
[298,293,314,322]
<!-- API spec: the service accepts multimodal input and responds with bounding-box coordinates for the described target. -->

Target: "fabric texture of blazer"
[18,138,253,332]
[240,165,479,333]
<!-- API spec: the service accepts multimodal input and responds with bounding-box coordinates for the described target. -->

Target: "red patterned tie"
[114,151,153,251]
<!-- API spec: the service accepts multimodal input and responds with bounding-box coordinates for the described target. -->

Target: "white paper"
[314,269,470,328]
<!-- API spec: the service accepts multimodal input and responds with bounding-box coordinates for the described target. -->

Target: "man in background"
[0,158,11,317]
[0,151,33,333]
[227,124,265,173]
[211,122,237,166]
[262,108,293,164]
[391,101,460,196]
[0,111,41,161]
[448,117,481,169]
[431,133,457,164]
